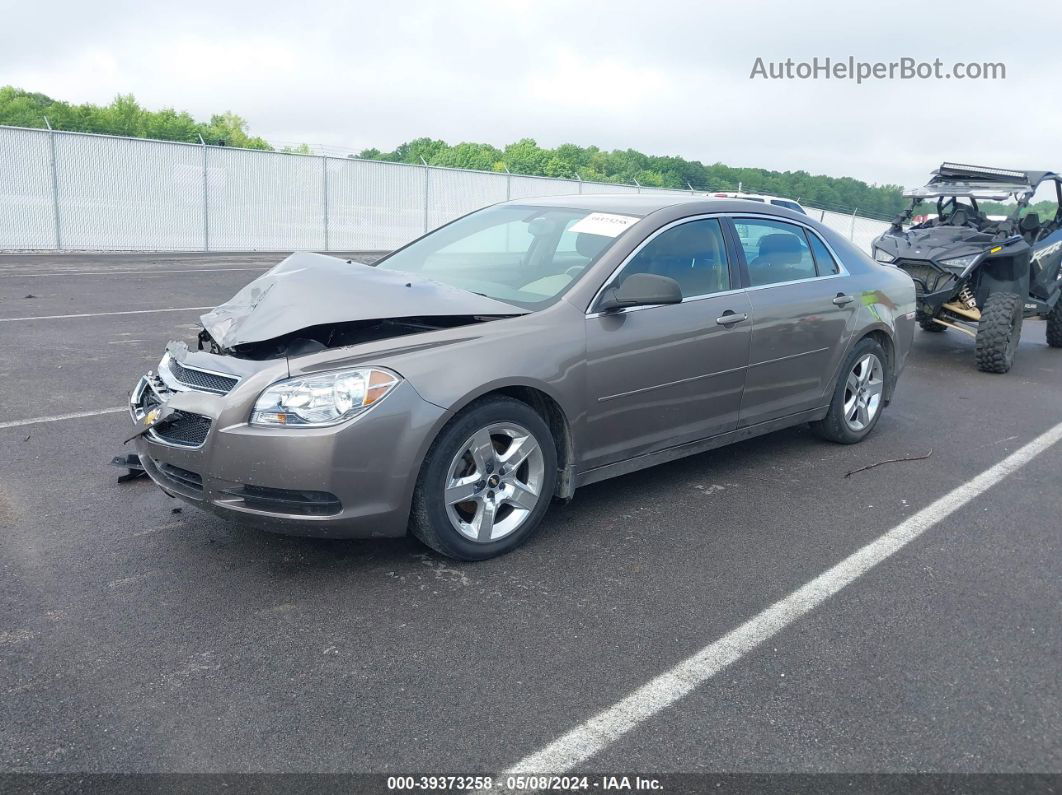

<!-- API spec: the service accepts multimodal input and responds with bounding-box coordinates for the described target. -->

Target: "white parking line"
[497,419,1062,777]
[0,407,127,429]
[0,267,269,278]
[0,307,212,322]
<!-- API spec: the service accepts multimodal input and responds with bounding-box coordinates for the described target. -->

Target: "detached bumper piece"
[111,453,147,483]
[220,485,342,517]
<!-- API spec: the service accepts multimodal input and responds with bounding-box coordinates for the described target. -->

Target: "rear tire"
[1046,300,1062,348]
[410,397,557,561]
[975,292,1023,373]
[811,337,887,445]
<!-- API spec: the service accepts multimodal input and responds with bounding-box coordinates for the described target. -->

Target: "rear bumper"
[133,381,448,538]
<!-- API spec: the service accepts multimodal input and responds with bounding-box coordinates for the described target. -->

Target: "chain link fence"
[0,125,890,253]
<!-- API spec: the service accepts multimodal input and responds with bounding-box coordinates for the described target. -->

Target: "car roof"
[498,193,806,217]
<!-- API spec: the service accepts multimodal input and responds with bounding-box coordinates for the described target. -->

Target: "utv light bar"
[937,162,1029,182]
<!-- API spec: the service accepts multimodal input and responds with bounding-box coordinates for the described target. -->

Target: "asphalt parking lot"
[1,252,1060,779]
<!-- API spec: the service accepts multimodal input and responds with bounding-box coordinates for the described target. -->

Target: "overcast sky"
[3,0,1060,190]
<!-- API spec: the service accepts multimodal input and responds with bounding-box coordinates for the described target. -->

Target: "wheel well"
[487,386,576,500]
[860,329,896,402]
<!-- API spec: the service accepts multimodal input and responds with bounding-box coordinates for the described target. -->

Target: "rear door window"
[733,219,818,287]
[807,231,840,275]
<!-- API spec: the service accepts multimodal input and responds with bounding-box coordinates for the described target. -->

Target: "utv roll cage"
[872,162,1062,373]
[892,162,1062,235]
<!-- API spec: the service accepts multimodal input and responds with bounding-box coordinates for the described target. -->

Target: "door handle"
[716,312,748,326]
[832,294,854,306]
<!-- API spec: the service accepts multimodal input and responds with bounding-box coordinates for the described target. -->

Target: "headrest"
[1020,212,1041,231]
[758,233,802,257]
[576,232,610,259]
[655,223,714,259]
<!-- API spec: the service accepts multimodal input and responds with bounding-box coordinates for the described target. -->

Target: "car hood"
[200,252,528,350]
[874,226,1011,263]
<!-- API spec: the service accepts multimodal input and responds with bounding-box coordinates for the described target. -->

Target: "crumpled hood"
[875,226,1012,263]
[200,252,527,349]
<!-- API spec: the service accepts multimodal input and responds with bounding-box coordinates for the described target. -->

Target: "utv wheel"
[410,397,557,561]
[917,313,946,332]
[1047,300,1062,348]
[811,338,887,445]
[975,292,1023,373]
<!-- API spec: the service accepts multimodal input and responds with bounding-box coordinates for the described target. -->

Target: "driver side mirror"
[597,273,683,312]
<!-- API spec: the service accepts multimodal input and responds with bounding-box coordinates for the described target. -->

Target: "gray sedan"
[128,195,916,559]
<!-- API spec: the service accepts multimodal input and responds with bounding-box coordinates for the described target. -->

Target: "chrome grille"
[153,411,212,448]
[166,359,238,395]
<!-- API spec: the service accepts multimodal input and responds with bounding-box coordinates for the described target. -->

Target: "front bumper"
[131,373,447,538]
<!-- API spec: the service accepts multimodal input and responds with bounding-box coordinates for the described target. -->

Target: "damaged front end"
[196,251,526,359]
[120,252,522,531]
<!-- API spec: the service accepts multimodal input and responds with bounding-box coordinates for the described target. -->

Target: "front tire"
[975,292,1023,373]
[410,397,557,561]
[1046,300,1062,348]
[811,337,887,445]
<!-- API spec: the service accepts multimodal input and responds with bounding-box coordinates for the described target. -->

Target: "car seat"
[640,223,727,296]
[575,232,610,261]
[1020,212,1041,244]
[748,233,814,285]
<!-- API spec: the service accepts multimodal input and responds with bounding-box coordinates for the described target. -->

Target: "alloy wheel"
[443,422,546,543]
[843,353,884,432]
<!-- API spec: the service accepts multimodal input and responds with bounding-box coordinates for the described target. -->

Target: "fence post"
[198,134,210,251]
[849,208,858,240]
[504,166,511,200]
[576,173,583,194]
[321,156,330,251]
[633,177,642,194]
[420,156,430,233]
[44,118,62,249]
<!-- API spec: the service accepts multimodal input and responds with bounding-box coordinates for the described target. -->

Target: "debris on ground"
[24,294,37,299]
[111,453,147,483]
[171,507,182,514]
[845,450,934,478]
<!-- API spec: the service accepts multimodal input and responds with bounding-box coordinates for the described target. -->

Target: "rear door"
[727,216,856,426]
[581,217,752,470]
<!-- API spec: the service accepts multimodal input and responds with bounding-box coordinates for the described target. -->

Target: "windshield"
[374,204,637,309]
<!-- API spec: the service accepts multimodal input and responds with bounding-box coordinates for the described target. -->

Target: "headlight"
[873,248,896,263]
[251,367,400,427]
[939,254,980,272]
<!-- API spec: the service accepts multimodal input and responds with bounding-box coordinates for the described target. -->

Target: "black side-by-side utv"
[872,162,1062,373]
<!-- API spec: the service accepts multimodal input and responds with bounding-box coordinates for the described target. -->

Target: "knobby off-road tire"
[410,396,557,561]
[975,292,1023,374]
[811,337,887,445]
[1046,300,1062,348]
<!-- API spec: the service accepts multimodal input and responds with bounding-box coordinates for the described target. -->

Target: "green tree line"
[0,86,271,149]
[2,86,913,218]
[357,137,908,219]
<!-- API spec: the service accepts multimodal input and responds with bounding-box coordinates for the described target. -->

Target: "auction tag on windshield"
[569,212,640,237]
